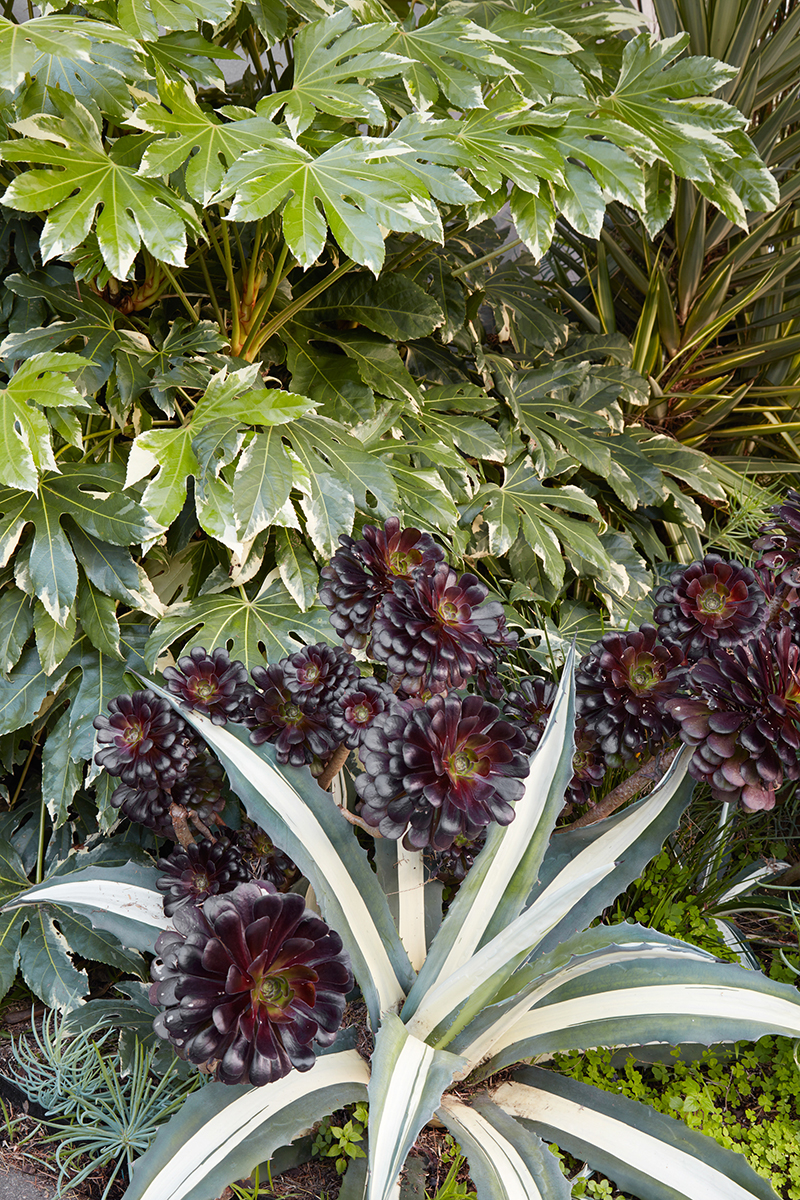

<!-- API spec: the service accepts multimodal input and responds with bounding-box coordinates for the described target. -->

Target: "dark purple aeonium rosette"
[150,881,352,1086]
[665,626,800,811]
[319,518,445,651]
[505,677,605,807]
[328,677,399,752]
[93,690,197,788]
[356,693,529,851]
[576,624,683,768]
[156,838,252,917]
[370,563,510,695]
[754,489,800,589]
[281,642,360,701]
[653,554,766,663]
[248,663,341,775]
[162,646,254,725]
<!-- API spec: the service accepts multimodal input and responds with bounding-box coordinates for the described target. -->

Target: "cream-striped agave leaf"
[124,1045,370,1200]
[450,923,800,1074]
[373,840,428,972]
[367,1013,467,1200]
[402,645,576,1022]
[492,1066,779,1200]
[3,862,169,953]
[438,1094,571,1200]
[140,679,414,1026]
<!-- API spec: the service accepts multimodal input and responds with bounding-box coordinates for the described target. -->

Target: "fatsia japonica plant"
[8,513,800,1200]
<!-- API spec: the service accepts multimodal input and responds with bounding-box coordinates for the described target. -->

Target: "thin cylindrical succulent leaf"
[492,1066,779,1200]
[404,749,692,1045]
[3,863,169,953]
[367,1013,467,1200]
[437,1094,571,1200]
[123,1046,370,1200]
[402,645,576,1024]
[455,925,800,1075]
[138,677,414,1027]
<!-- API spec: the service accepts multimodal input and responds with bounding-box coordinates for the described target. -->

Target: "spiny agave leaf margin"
[139,678,414,1026]
[404,748,692,1044]
[123,1046,370,1200]
[437,1093,571,1200]
[401,643,576,1023]
[2,862,169,953]
[492,1066,780,1200]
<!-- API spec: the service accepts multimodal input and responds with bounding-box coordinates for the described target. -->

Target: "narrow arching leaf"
[493,1066,780,1200]
[125,1048,369,1200]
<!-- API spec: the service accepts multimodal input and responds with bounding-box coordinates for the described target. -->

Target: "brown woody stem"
[339,806,383,838]
[318,744,351,791]
[169,803,196,847]
[188,810,216,842]
[567,745,681,830]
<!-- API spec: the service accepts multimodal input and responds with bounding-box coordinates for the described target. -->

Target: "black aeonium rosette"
[150,882,352,1086]
[248,663,340,775]
[156,838,251,916]
[505,676,604,806]
[328,677,399,751]
[754,489,800,589]
[356,693,528,850]
[281,642,360,700]
[665,626,800,811]
[93,690,197,788]
[162,646,254,725]
[109,781,174,835]
[653,554,766,662]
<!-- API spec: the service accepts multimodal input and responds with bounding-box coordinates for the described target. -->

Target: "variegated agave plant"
[8,646,800,1200]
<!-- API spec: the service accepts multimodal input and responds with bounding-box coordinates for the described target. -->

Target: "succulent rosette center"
[653,555,766,662]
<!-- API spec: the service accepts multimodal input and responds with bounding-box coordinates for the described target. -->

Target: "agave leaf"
[493,1065,779,1200]
[367,1014,467,1200]
[138,680,414,1026]
[124,1046,370,1200]
[402,644,575,1022]
[438,1094,570,1200]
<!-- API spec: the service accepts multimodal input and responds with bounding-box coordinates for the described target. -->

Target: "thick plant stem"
[568,745,680,830]
[170,803,196,847]
[318,744,350,791]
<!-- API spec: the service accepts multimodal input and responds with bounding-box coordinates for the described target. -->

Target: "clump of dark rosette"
[356,693,528,851]
[109,782,174,835]
[754,489,800,590]
[505,676,605,806]
[653,554,766,662]
[237,822,301,891]
[319,518,445,650]
[156,838,251,917]
[370,563,512,695]
[431,829,487,890]
[171,753,227,824]
[163,646,254,725]
[328,677,399,751]
[282,642,360,700]
[94,691,197,788]
[665,626,800,811]
[248,663,339,775]
[576,625,683,768]
[150,881,352,1086]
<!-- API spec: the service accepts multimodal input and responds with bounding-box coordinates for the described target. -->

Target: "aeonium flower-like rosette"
[653,554,766,662]
[150,881,352,1086]
[93,690,198,788]
[356,692,529,851]
[162,646,254,725]
[156,838,252,917]
[665,626,800,811]
[754,489,800,589]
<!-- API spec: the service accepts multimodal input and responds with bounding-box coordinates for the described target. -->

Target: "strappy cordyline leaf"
[124,1048,369,1200]
[217,137,444,273]
[0,464,159,625]
[144,578,332,670]
[133,76,287,205]
[402,645,575,1024]
[0,352,89,493]
[438,1094,571,1200]
[367,1014,467,1200]
[0,95,202,280]
[493,1066,781,1200]
[0,14,137,91]
[257,9,405,138]
[139,686,414,1025]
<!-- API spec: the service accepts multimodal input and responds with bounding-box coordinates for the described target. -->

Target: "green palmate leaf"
[18,38,145,124]
[125,1048,369,1200]
[498,363,615,476]
[275,529,319,612]
[117,0,235,40]
[481,263,569,355]
[232,429,293,543]
[0,842,29,1001]
[41,709,83,828]
[384,17,514,110]
[0,352,88,492]
[0,588,33,675]
[0,644,73,737]
[33,601,76,675]
[493,1066,780,1200]
[303,270,443,341]
[141,692,414,1023]
[367,1014,467,1200]
[17,906,87,1011]
[217,137,443,273]
[284,330,376,424]
[625,427,726,501]
[133,76,287,205]
[438,1094,571,1200]
[0,95,201,280]
[77,574,122,659]
[5,861,171,955]
[0,465,159,625]
[257,9,404,138]
[144,578,333,670]
[553,161,606,239]
[509,186,557,263]
[0,14,137,90]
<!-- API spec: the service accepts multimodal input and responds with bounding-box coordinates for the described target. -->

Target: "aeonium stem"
[170,802,196,848]
[318,744,351,791]
[567,744,681,830]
